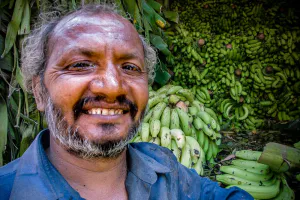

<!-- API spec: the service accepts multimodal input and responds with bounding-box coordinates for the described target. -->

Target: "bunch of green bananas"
[216,150,295,199]
[164,0,300,131]
[131,85,222,175]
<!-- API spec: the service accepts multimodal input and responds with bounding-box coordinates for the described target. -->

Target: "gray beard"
[44,97,141,159]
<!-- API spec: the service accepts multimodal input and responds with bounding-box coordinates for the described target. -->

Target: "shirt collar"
[127,142,172,184]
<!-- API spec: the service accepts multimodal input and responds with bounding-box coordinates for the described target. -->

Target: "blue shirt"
[0,129,253,200]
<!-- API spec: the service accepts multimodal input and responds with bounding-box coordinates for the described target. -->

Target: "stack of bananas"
[164,0,300,131]
[131,84,221,175]
[216,150,295,199]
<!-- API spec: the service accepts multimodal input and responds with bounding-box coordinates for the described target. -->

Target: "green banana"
[160,106,171,128]
[159,127,171,148]
[226,178,280,199]
[231,159,270,175]
[170,108,180,129]
[150,119,161,138]
[171,139,181,161]
[180,142,192,168]
[176,107,192,136]
[197,111,212,125]
[170,129,186,149]
[152,102,167,120]
[140,122,150,142]
[186,136,205,163]
[235,150,262,161]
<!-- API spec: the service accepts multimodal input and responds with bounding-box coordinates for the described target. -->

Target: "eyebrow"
[62,48,98,57]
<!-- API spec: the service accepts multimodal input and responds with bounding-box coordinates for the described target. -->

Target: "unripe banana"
[220,166,274,182]
[180,143,192,168]
[231,159,270,175]
[160,106,171,128]
[150,119,161,137]
[143,109,154,123]
[167,85,183,95]
[235,150,262,161]
[186,136,205,164]
[152,102,167,120]
[193,117,205,130]
[176,107,192,136]
[192,156,204,176]
[170,129,186,149]
[197,111,212,125]
[149,137,160,145]
[159,127,171,148]
[171,139,181,161]
[170,108,180,129]
[226,178,280,199]
[140,122,150,142]
[176,88,195,103]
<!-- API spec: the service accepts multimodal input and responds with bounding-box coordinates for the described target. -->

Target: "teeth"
[88,108,123,115]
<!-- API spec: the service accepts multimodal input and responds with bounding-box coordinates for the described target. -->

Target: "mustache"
[73,95,138,120]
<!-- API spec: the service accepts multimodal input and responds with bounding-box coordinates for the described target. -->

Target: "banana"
[149,137,160,145]
[226,178,280,199]
[193,117,205,130]
[170,129,186,149]
[211,140,219,158]
[160,106,171,128]
[169,94,181,105]
[202,124,214,138]
[176,107,192,136]
[152,102,167,120]
[170,108,180,129]
[216,174,277,187]
[186,136,205,164]
[156,84,173,95]
[196,129,205,147]
[231,159,270,175]
[235,150,262,161]
[167,85,183,95]
[176,88,194,103]
[273,176,295,200]
[220,166,274,182]
[204,107,218,123]
[192,156,204,176]
[140,122,150,142]
[202,133,209,154]
[197,111,212,125]
[171,139,181,161]
[188,106,198,116]
[180,142,192,168]
[210,118,217,130]
[148,95,164,109]
[150,119,161,138]
[143,109,154,123]
[238,105,249,120]
[159,127,171,148]
[132,135,142,143]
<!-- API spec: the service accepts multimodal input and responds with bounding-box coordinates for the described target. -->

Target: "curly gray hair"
[21,3,157,93]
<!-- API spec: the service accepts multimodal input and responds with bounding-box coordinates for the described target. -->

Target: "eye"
[122,64,141,72]
[67,62,95,70]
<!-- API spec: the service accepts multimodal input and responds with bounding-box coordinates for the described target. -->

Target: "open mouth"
[83,108,130,115]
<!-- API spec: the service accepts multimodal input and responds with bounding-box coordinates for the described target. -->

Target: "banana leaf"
[18,0,30,35]
[163,11,179,23]
[1,0,26,58]
[150,34,171,56]
[123,0,136,19]
[154,62,170,85]
[0,34,13,71]
[146,0,162,13]
[0,94,8,166]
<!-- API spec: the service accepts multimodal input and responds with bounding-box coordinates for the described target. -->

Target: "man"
[0,3,253,200]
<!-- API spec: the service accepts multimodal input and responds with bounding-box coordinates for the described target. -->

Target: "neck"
[46,135,128,199]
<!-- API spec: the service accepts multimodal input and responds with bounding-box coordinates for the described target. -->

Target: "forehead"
[48,13,143,53]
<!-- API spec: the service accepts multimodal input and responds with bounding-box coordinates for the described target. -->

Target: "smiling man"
[0,3,253,200]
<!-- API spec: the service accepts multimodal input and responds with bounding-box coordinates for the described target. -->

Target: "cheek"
[46,75,89,120]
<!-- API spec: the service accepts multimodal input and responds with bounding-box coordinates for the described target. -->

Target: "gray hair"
[21,3,157,93]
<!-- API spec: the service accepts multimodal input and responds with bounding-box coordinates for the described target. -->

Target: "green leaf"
[0,93,8,166]
[154,63,171,85]
[18,0,30,35]
[0,34,13,71]
[150,34,171,56]
[19,124,34,156]
[146,0,162,13]
[163,11,179,23]
[123,0,136,19]
[1,0,26,58]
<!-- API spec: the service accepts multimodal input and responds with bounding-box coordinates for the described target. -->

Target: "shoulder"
[0,159,20,200]
[129,142,178,170]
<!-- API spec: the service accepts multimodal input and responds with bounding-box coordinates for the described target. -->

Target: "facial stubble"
[44,95,144,159]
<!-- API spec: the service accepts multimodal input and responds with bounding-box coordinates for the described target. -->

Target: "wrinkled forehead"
[49,13,141,44]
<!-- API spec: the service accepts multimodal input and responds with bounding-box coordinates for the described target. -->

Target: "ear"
[32,76,46,112]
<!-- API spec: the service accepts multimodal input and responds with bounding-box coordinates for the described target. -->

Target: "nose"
[89,64,127,102]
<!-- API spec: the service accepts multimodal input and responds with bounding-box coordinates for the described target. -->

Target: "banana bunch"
[165,0,300,131]
[216,150,294,199]
[132,84,222,174]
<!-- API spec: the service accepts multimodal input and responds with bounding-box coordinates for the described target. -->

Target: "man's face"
[38,13,148,158]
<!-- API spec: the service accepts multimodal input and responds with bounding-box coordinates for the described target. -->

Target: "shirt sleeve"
[177,164,254,200]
